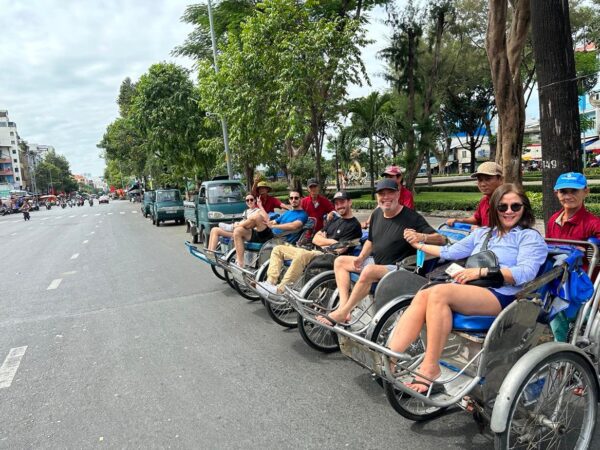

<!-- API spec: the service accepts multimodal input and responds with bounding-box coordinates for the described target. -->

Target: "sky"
[0,1,541,177]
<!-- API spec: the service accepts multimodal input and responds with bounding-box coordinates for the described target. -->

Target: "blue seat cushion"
[245,242,263,251]
[220,237,231,245]
[283,259,292,267]
[349,272,377,294]
[452,313,496,332]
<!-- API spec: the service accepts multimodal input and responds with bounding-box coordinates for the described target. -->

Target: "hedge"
[415,185,600,194]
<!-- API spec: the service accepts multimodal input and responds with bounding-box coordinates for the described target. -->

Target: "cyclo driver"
[319,178,446,325]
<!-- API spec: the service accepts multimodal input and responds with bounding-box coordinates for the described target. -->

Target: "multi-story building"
[0,110,22,190]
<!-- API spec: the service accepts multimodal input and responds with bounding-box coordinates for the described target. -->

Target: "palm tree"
[346,92,393,198]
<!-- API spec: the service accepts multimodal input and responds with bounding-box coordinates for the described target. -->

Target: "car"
[99,195,109,204]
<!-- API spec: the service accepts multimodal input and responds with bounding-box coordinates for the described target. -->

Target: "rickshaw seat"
[220,237,231,245]
[452,313,496,332]
[350,272,378,294]
[283,259,292,267]
[245,242,263,251]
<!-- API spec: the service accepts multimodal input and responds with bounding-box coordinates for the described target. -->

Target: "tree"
[34,150,77,194]
[486,0,531,184]
[530,0,581,223]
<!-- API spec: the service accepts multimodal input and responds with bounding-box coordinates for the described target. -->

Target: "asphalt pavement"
[0,201,498,449]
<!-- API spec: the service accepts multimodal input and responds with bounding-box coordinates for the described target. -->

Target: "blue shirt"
[273,209,308,243]
[440,226,548,296]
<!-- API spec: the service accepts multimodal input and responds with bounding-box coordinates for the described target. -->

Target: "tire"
[297,273,340,353]
[211,264,227,281]
[223,252,260,301]
[376,299,448,422]
[494,351,597,449]
[155,218,160,227]
[151,216,156,225]
[262,264,298,328]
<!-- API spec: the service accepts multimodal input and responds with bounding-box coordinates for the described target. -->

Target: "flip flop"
[405,379,445,396]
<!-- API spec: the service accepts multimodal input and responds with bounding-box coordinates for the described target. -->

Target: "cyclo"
[185,214,315,301]
[294,237,600,448]
[285,223,472,353]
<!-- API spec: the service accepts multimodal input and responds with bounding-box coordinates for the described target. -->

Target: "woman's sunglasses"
[245,198,255,202]
[498,203,523,213]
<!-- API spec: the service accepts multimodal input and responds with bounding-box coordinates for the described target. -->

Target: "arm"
[312,230,338,247]
[271,220,303,232]
[275,197,291,211]
[446,215,478,227]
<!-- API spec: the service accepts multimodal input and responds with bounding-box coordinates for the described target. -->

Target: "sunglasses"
[289,196,300,200]
[245,198,255,202]
[498,203,523,213]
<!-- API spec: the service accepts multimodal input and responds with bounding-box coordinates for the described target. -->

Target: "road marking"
[0,346,28,389]
[47,279,62,290]
[69,215,75,218]
[95,213,101,216]
[55,216,63,219]
[83,214,88,217]
[90,231,95,235]
[10,232,17,236]
[62,271,77,276]
[12,220,20,223]
[132,211,138,214]
[82,240,89,244]
[120,211,125,215]
[70,253,79,260]
[107,212,113,215]
[41,217,48,221]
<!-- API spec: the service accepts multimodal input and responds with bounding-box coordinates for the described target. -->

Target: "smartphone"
[445,262,464,277]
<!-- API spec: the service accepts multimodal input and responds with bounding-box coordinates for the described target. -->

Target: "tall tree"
[486,0,531,184]
[530,0,581,224]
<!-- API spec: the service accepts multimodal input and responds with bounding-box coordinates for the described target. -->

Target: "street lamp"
[207,0,233,180]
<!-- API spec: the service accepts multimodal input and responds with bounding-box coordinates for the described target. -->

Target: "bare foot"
[316,309,351,326]
[405,365,442,394]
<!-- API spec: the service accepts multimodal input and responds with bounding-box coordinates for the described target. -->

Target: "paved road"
[0,202,499,448]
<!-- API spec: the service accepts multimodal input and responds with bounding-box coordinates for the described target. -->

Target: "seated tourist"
[207,194,261,252]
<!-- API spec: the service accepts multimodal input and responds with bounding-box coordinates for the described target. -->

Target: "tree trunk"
[470,136,477,173]
[369,136,375,199]
[244,163,254,191]
[530,0,581,225]
[486,0,530,185]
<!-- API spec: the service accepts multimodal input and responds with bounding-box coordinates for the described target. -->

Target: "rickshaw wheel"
[383,381,447,422]
[211,264,227,281]
[494,351,597,450]
[297,273,339,353]
[262,263,298,328]
[223,252,261,301]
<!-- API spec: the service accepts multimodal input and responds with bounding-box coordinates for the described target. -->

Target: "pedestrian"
[21,200,31,221]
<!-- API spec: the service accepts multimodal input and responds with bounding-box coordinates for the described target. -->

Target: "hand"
[403,229,424,248]
[353,256,364,271]
[452,268,481,284]
[361,221,369,229]
[267,220,277,229]
[446,218,456,226]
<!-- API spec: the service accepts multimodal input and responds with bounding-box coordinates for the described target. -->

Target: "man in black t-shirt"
[319,179,445,325]
[257,191,362,296]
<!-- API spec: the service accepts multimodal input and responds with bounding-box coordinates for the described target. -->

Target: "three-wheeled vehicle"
[152,189,184,226]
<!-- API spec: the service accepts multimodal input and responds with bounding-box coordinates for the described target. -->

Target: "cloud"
[0,0,194,176]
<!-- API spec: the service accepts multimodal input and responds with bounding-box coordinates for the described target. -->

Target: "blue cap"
[554,172,587,190]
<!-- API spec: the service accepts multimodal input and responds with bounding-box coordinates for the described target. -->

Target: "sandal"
[405,378,445,396]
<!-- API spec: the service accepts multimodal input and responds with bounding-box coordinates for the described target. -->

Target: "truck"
[184,178,246,245]
[151,189,184,226]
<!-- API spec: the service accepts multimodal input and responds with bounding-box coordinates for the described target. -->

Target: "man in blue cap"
[318,178,445,325]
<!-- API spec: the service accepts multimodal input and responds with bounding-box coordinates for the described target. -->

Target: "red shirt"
[258,194,284,214]
[473,195,491,227]
[300,194,334,232]
[399,187,414,209]
[546,207,600,241]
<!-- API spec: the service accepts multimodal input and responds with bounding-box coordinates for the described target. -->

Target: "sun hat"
[471,161,503,178]
[375,179,399,192]
[554,172,587,190]
[256,181,272,191]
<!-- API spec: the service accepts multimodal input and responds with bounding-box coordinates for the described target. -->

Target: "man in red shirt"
[446,161,503,228]
[300,178,334,232]
[252,180,290,213]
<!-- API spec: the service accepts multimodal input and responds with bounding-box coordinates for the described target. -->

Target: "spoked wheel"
[376,298,448,421]
[223,252,261,301]
[297,273,339,353]
[494,351,598,450]
[211,264,227,281]
[263,264,298,328]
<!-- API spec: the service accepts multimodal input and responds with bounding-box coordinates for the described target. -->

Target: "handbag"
[464,230,504,288]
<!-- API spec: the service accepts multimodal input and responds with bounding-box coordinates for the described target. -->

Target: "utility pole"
[48,168,53,195]
[207,0,233,180]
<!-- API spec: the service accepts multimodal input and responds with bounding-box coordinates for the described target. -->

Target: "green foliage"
[34,149,78,194]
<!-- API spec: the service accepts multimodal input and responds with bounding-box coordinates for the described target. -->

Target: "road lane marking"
[90,231,95,235]
[83,214,88,217]
[132,211,138,214]
[69,215,75,218]
[95,213,101,216]
[47,279,62,290]
[82,240,89,244]
[10,232,17,236]
[12,220,20,223]
[0,346,28,389]
[41,217,48,221]
[70,253,79,260]
[107,212,113,215]
[62,271,77,276]
[120,211,125,215]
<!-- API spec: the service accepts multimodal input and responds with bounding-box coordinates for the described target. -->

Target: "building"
[0,110,23,190]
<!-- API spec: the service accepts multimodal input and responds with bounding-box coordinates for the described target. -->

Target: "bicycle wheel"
[211,264,227,281]
[297,273,339,353]
[494,351,597,449]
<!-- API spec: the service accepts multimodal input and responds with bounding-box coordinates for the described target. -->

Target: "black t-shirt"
[323,216,362,243]
[368,207,436,265]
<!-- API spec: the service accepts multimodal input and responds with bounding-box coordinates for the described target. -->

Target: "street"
[0,201,498,448]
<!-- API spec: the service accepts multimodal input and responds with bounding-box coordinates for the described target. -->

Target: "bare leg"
[233,226,253,267]
[387,291,429,353]
[208,227,233,251]
[328,264,389,323]
[332,256,356,312]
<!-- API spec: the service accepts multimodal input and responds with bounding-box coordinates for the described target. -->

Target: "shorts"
[361,256,397,273]
[489,290,515,309]
[250,228,273,244]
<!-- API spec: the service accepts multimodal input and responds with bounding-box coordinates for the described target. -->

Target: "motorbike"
[46,203,51,210]
[88,199,94,206]
[61,202,67,209]
[0,206,10,216]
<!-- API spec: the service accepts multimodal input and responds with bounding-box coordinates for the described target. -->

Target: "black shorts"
[250,228,273,243]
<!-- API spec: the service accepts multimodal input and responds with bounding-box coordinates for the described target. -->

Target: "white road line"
[90,231,95,235]
[62,270,77,276]
[10,232,17,236]
[95,213,101,216]
[47,278,62,290]
[12,220,20,223]
[69,215,75,218]
[120,211,125,215]
[107,212,113,215]
[41,217,48,221]
[70,253,79,260]
[0,346,28,389]
[82,240,89,244]
[55,216,63,219]
[82,214,88,217]
[131,211,138,214]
